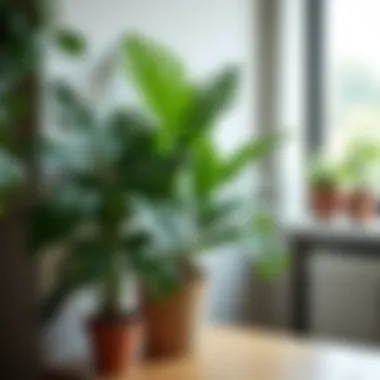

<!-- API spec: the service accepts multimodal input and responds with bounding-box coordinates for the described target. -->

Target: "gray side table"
[285,217,380,333]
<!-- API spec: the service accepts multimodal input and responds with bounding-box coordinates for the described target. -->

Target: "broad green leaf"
[252,232,290,281]
[123,231,150,254]
[254,253,290,280]
[132,198,195,256]
[192,137,221,199]
[125,154,184,199]
[201,225,243,251]
[52,82,94,130]
[40,236,118,323]
[199,198,249,230]
[68,237,114,283]
[180,66,239,146]
[220,133,282,185]
[108,109,155,156]
[243,214,290,281]
[55,30,86,57]
[131,255,182,302]
[123,34,191,150]
[27,185,94,257]
[41,238,112,323]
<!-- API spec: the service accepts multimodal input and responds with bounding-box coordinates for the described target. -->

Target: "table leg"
[290,239,310,334]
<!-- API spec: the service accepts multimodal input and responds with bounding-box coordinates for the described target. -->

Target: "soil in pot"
[143,261,205,358]
[87,313,142,377]
[346,189,375,222]
[309,186,341,220]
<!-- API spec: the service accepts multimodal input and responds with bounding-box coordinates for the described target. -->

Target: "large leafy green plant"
[31,84,186,322]
[33,33,285,322]
[123,35,286,299]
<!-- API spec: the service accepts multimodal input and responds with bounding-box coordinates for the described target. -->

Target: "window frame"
[305,0,326,156]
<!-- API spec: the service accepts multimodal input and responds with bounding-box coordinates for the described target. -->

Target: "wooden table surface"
[95,326,380,380]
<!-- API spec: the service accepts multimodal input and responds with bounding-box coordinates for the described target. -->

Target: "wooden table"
[286,217,380,333]
[93,326,380,380]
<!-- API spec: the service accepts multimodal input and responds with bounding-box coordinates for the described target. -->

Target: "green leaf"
[132,198,195,256]
[180,66,239,146]
[40,237,117,323]
[199,198,248,230]
[201,225,243,251]
[27,185,92,257]
[123,231,150,253]
[126,154,184,199]
[220,133,282,185]
[108,109,155,155]
[254,253,290,280]
[68,237,113,283]
[123,34,191,151]
[191,137,221,199]
[131,255,182,302]
[246,214,289,281]
[52,82,94,130]
[55,30,86,57]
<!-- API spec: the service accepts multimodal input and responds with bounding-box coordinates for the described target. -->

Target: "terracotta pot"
[309,186,341,219]
[87,316,142,377]
[346,190,375,221]
[143,279,205,358]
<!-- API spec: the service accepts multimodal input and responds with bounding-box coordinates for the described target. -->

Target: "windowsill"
[281,213,380,242]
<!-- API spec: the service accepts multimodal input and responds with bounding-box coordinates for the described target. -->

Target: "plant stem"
[102,266,122,318]
[101,230,123,318]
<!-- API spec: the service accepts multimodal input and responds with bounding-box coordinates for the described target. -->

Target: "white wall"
[43,0,257,366]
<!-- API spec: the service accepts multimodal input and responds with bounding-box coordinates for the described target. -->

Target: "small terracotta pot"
[143,279,205,358]
[309,186,341,220]
[346,190,375,221]
[87,316,142,377]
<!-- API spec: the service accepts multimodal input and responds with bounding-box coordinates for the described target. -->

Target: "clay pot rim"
[310,184,339,192]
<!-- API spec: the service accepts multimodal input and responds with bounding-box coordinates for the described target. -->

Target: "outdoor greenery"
[309,139,380,191]
[340,139,380,189]
[308,157,342,190]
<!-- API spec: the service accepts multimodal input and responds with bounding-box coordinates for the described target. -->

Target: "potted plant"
[29,77,188,376]
[308,158,342,220]
[342,140,380,221]
[30,32,285,374]
[123,35,286,357]
[130,137,285,357]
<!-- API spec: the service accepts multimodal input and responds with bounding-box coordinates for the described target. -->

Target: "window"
[326,0,380,160]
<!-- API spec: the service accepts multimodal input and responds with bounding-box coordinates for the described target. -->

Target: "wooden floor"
[49,325,380,380]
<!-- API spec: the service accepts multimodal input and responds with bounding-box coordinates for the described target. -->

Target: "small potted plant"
[124,35,286,357]
[342,140,380,222]
[308,159,342,220]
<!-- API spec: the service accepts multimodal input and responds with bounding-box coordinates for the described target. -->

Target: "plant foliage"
[33,33,286,321]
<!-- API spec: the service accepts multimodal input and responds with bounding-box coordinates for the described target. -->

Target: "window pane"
[326,0,380,160]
